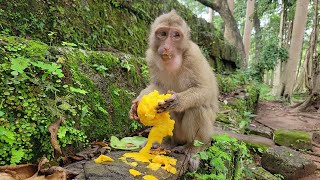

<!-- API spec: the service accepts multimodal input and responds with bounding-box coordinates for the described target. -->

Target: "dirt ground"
[253,101,320,180]
[254,101,320,132]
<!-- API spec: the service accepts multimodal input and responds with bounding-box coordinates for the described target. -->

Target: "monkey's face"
[154,26,184,71]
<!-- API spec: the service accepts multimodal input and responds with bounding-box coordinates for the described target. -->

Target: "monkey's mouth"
[161,54,172,62]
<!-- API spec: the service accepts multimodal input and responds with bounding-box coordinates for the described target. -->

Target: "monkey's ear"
[170,9,177,14]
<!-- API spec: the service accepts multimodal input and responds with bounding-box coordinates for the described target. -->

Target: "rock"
[248,122,273,139]
[261,146,317,180]
[312,131,320,144]
[213,126,275,147]
[249,166,279,180]
[83,151,187,180]
[64,160,86,179]
[273,129,312,150]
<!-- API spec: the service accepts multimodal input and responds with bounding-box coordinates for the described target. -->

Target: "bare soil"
[254,101,320,179]
[254,101,320,132]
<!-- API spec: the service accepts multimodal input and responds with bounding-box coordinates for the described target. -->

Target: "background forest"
[0,0,319,179]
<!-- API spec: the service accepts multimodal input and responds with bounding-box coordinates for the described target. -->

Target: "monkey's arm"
[175,85,214,111]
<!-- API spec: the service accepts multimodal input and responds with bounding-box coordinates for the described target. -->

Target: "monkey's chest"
[159,73,192,92]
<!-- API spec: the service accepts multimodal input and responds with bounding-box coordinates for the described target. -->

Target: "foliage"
[0,35,147,165]
[186,134,252,180]
[216,71,260,132]
[178,0,208,17]
[0,36,88,165]
[0,0,238,71]
[258,83,277,101]
[250,37,288,82]
[216,70,249,93]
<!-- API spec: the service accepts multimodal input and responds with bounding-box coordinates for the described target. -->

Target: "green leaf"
[0,111,4,117]
[58,102,71,110]
[70,87,87,94]
[199,151,209,160]
[58,126,67,138]
[193,140,204,147]
[0,126,15,145]
[11,71,18,76]
[110,136,147,150]
[10,57,30,74]
[10,149,24,165]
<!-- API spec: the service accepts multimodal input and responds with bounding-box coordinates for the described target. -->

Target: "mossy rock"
[249,166,279,180]
[273,129,312,150]
[261,146,316,179]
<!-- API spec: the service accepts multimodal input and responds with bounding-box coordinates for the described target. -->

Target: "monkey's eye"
[172,31,181,40]
[156,31,167,40]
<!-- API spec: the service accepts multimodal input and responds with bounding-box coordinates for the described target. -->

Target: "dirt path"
[253,101,320,179]
[254,101,320,131]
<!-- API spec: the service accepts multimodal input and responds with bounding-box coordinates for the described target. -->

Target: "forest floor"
[253,100,320,179]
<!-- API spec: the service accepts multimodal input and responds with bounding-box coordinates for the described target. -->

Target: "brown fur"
[130,10,219,171]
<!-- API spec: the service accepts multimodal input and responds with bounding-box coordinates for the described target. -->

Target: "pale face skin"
[155,26,183,72]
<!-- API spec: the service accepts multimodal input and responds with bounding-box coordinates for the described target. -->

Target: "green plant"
[0,36,88,165]
[186,134,251,180]
[93,64,108,75]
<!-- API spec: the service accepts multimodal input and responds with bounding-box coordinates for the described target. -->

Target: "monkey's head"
[149,10,190,71]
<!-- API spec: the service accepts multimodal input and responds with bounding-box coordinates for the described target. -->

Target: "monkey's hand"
[156,93,178,113]
[129,99,140,120]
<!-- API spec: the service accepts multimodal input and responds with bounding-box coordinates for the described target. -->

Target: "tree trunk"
[253,5,261,66]
[294,0,319,112]
[207,7,213,23]
[294,28,316,93]
[223,0,235,43]
[243,0,255,64]
[272,0,285,96]
[279,0,309,102]
[196,0,247,69]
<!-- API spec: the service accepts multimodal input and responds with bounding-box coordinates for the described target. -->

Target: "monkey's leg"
[179,106,215,171]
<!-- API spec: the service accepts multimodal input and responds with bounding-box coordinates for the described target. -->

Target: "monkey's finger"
[132,99,139,104]
[167,90,176,94]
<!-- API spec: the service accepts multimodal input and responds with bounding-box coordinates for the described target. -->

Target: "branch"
[195,0,218,10]
[196,0,247,68]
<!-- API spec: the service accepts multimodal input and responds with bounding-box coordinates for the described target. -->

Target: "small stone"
[312,131,320,144]
[273,129,312,150]
[261,146,316,179]
[248,122,273,139]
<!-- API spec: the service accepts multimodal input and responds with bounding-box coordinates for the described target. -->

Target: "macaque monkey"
[129,10,219,171]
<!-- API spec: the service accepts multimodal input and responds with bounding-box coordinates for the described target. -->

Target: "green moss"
[245,141,270,153]
[0,0,239,68]
[274,129,312,150]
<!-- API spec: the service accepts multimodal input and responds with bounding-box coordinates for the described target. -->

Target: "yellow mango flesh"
[143,175,159,180]
[94,155,114,163]
[122,90,177,174]
[129,169,142,176]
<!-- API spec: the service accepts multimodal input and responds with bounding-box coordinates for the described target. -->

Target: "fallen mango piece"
[147,162,162,171]
[162,164,177,174]
[127,161,138,167]
[129,169,142,177]
[94,155,114,163]
[143,174,159,180]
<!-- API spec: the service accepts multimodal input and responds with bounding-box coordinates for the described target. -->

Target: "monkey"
[129,10,219,171]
